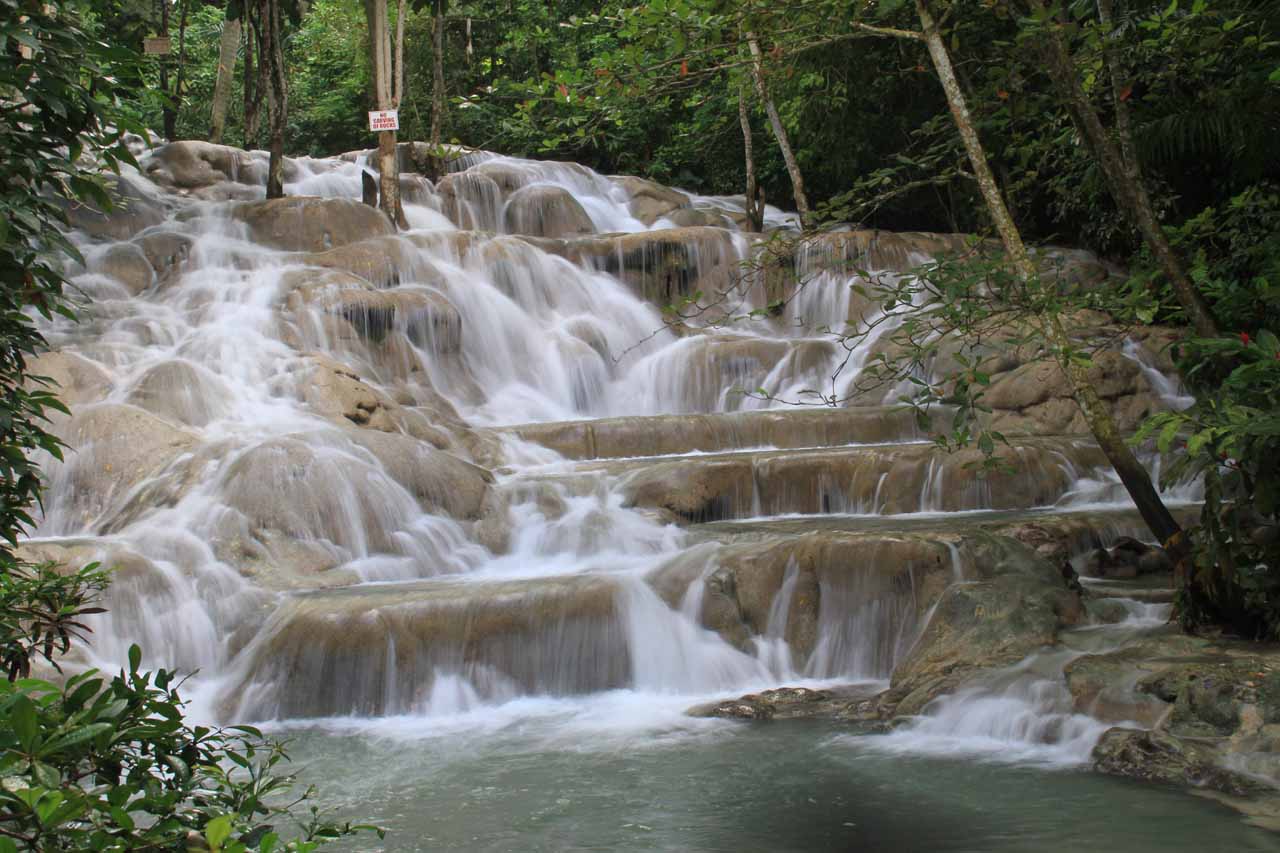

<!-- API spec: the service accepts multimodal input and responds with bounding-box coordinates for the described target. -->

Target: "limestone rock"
[142,140,263,190]
[25,350,112,408]
[43,403,198,532]
[1093,728,1260,796]
[503,184,595,239]
[882,535,1083,716]
[132,231,194,285]
[62,172,166,241]
[233,197,394,253]
[87,243,154,295]
[125,360,233,427]
[612,175,689,225]
[344,428,492,520]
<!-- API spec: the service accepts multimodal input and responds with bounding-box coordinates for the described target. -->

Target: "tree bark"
[243,10,264,147]
[428,0,446,180]
[737,80,764,233]
[364,0,405,226]
[262,0,287,199]
[160,0,173,139]
[210,5,241,144]
[171,0,191,139]
[746,32,809,227]
[915,0,1184,550]
[1028,0,1220,339]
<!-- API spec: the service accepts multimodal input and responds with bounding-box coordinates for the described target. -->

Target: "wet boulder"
[300,235,420,288]
[41,403,198,533]
[881,535,1084,717]
[611,175,690,225]
[25,350,112,407]
[503,184,595,239]
[1093,728,1261,796]
[86,242,154,295]
[125,360,233,427]
[234,196,395,253]
[61,172,166,241]
[344,428,492,520]
[141,140,263,190]
[132,230,194,285]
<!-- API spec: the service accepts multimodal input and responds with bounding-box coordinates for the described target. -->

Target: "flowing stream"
[24,141,1252,849]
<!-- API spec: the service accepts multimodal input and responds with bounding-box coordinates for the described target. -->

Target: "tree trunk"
[243,11,263,147]
[171,0,191,139]
[737,80,764,233]
[428,0,446,180]
[364,0,405,226]
[210,5,241,143]
[262,0,287,199]
[160,0,173,139]
[915,0,1184,551]
[746,32,809,227]
[1028,0,1220,340]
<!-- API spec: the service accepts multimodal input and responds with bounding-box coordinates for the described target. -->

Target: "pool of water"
[276,694,1275,852]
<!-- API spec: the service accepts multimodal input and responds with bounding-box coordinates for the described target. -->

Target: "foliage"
[0,649,381,851]
[0,3,377,848]
[1136,331,1280,639]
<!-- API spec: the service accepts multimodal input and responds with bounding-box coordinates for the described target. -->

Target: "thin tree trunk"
[737,80,763,233]
[428,0,445,180]
[746,32,809,227]
[171,0,190,139]
[364,0,405,226]
[915,0,1184,551]
[210,5,241,143]
[1029,0,1219,339]
[243,10,264,147]
[160,0,173,139]
[263,0,287,199]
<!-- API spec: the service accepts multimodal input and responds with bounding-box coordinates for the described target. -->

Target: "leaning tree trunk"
[262,0,287,199]
[1028,0,1219,339]
[915,0,1185,553]
[210,3,242,143]
[746,31,809,228]
[737,80,764,233]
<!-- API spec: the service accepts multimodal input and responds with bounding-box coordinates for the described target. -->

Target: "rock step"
[487,406,953,461]
[513,436,1116,522]
[689,504,1198,554]
[1080,578,1176,603]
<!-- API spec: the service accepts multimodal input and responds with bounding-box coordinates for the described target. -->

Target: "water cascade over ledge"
[29,139,1209,780]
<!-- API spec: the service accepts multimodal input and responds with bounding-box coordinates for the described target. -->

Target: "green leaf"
[207,815,234,851]
[11,694,38,751]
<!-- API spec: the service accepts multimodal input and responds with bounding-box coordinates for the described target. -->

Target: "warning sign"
[144,36,171,55]
[368,110,399,132]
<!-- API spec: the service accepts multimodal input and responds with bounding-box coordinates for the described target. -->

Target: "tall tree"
[364,0,408,225]
[745,29,809,227]
[909,0,1186,554]
[1025,0,1220,339]
[210,0,243,144]
[737,79,764,233]
[261,0,288,197]
[428,0,446,179]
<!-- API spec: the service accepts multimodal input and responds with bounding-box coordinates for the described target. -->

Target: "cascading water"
[26,139,1203,790]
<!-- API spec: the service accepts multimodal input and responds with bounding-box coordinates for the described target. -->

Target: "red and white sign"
[368,110,399,132]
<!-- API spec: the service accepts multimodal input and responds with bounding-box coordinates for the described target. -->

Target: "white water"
[26,142,1197,769]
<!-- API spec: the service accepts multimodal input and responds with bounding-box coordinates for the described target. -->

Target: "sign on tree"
[368,110,399,132]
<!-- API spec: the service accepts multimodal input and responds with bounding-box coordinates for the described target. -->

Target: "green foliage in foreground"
[1,2,378,848]
[1138,331,1280,639]
[0,649,379,852]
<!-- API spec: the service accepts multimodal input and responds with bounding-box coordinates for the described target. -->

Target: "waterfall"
[23,139,1194,744]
